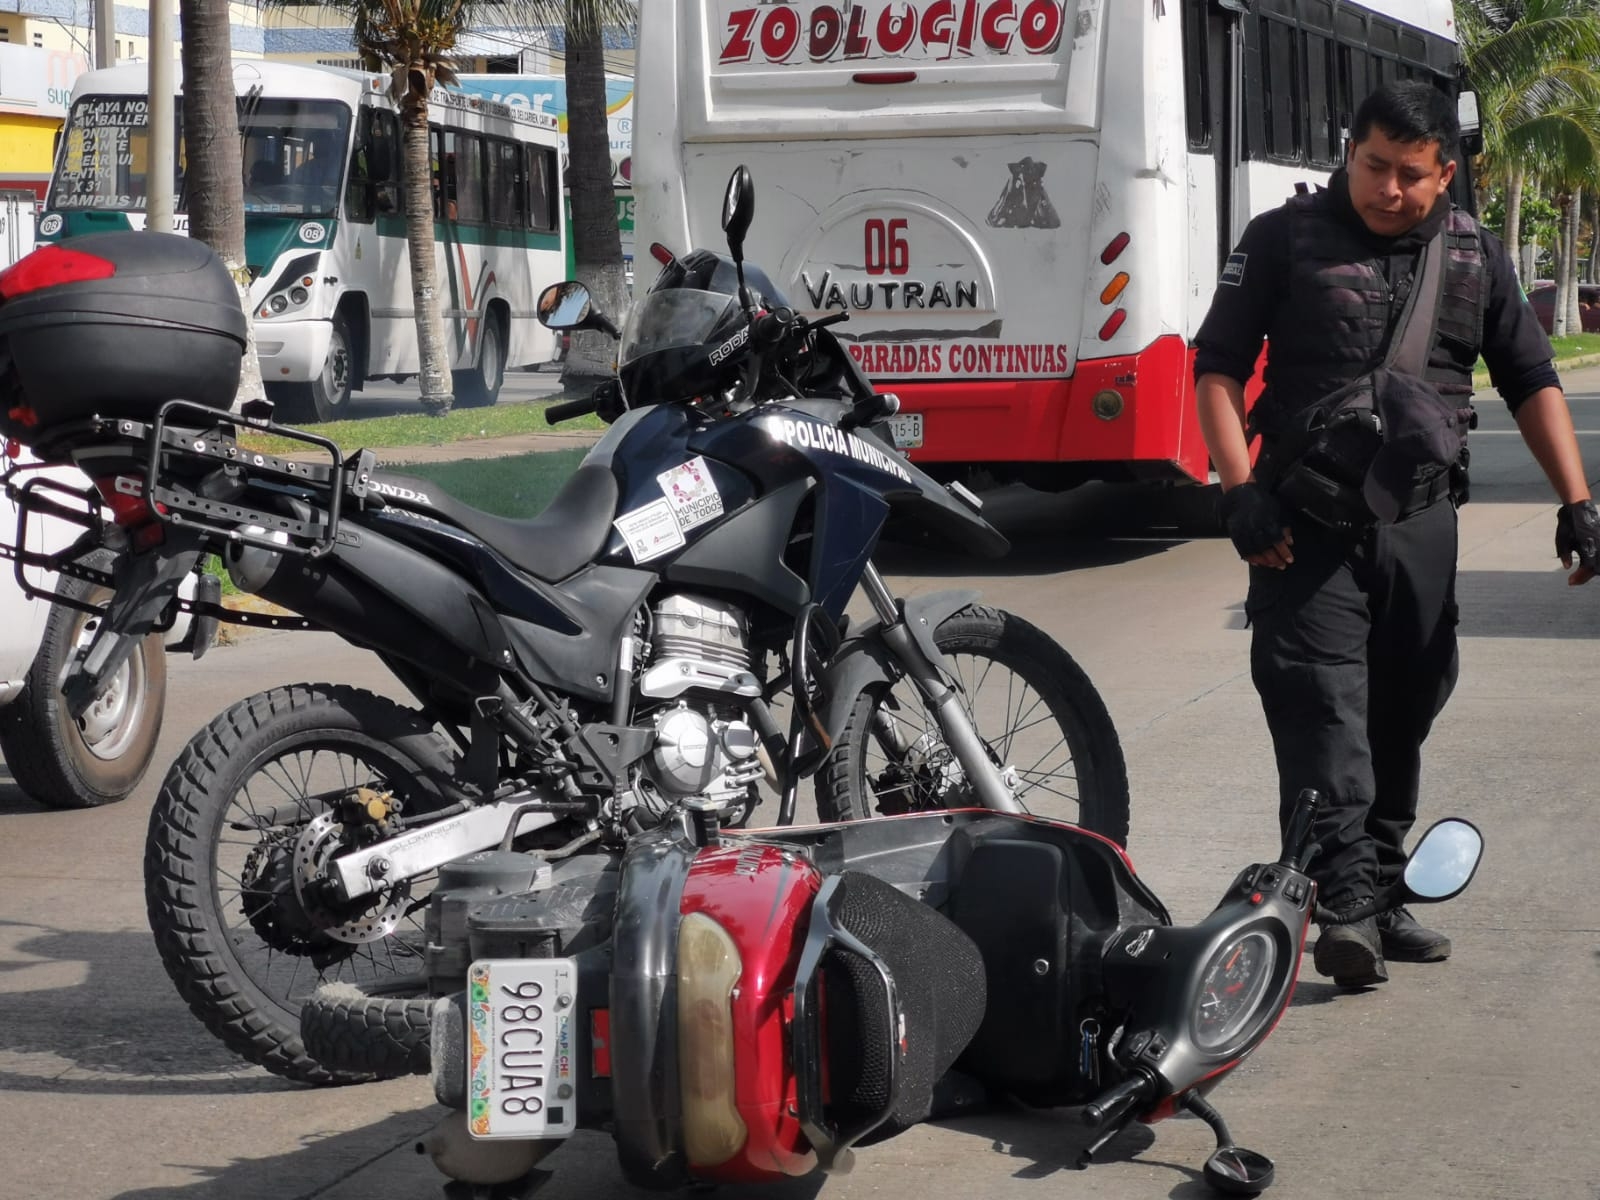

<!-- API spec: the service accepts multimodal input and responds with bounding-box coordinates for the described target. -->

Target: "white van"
[0,446,186,809]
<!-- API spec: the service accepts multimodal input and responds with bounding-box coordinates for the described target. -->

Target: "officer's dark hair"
[1350,81,1459,166]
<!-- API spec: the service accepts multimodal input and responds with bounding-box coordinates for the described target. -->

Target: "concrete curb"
[1473,350,1600,390]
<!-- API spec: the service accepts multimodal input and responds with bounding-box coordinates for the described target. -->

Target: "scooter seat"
[369,462,620,583]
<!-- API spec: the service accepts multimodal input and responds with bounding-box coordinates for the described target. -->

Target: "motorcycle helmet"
[618,249,790,406]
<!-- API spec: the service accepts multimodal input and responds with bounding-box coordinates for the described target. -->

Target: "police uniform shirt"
[1193,169,1559,414]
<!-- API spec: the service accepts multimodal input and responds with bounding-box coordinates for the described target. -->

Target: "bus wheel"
[267,314,355,424]
[454,312,505,409]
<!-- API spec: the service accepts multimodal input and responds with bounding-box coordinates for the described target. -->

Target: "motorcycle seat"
[368,462,621,583]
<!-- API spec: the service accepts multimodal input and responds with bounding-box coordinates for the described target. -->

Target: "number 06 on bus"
[467,959,578,1140]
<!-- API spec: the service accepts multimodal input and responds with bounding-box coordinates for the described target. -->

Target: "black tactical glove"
[1220,481,1289,561]
[1555,499,1600,575]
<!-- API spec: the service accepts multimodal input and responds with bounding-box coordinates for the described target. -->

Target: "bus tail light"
[1100,272,1131,306]
[853,71,918,85]
[1100,232,1131,265]
[1099,310,1128,341]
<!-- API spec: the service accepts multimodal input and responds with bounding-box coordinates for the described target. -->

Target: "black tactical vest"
[1256,193,1486,439]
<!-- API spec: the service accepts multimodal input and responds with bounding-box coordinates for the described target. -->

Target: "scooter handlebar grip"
[1082,1074,1155,1127]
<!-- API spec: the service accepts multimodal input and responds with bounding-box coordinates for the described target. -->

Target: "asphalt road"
[1,369,1597,1200]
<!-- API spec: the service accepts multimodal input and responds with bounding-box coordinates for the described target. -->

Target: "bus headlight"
[677,911,748,1166]
[269,294,289,314]
[289,287,309,306]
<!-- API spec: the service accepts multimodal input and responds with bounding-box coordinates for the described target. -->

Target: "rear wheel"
[267,312,355,423]
[815,606,1130,844]
[144,683,459,1084]
[0,565,166,809]
[454,311,506,408]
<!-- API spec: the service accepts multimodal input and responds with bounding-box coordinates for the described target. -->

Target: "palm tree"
[1457,0,1600,288]
[544,3,637,380]
[179,0,266,411]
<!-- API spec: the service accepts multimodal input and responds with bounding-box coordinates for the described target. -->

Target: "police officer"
[1194,81,1599,988]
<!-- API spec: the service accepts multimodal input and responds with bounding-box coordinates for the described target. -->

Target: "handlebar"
[544,393,601,425]
[1081,1072,1156,1128]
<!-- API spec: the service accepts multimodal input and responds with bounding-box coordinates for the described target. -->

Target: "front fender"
[813,589,981,760]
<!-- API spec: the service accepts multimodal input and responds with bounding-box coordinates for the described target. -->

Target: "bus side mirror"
[1458,91,1483,156]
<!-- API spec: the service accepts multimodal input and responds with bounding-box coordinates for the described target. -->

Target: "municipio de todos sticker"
[657,456,724,531]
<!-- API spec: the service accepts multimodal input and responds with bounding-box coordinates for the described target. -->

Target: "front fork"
[858,563,1024,815]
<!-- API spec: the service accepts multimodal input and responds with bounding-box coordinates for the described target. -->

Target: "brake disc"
[292,811,409,945]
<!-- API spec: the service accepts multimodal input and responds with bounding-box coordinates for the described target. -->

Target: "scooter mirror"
[1203,1146,1276,1195]
[1402,818,1483,902]
[538,280,594,330]
[721,165,755,259]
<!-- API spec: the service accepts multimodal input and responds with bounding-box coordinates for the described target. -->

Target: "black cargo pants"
[1246,497,1460,908]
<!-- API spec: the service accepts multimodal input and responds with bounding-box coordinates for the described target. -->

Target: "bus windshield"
[47,95,351,216]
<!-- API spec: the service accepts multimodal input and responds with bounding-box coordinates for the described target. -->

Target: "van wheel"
[454,312,506,408]
[267,314,356,423]
[0,567,166,808]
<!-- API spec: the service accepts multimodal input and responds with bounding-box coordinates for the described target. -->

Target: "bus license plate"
[467,958,578,1140]
[888,412,923,449]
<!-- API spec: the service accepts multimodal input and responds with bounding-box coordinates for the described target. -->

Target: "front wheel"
[144,683,460,1085]
[267,313,355,423]
[815,605,1130,845]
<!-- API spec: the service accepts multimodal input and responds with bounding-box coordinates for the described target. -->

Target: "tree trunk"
[178,0,262,411]
[1566,187,1583,335]
[561,17,627,385]
[1588,193,1599,285]
[1503,167,1524,280]
[400,89,453,412]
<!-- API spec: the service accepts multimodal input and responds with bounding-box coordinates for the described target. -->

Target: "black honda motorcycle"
[0,167,1126,1083]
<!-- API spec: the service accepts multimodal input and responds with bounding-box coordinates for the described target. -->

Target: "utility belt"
[1255,423,1469,535]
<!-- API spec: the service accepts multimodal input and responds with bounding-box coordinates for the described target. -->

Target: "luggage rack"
[0,397,383,630]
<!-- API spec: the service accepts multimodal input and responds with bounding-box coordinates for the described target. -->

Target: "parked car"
[1525,282,1600,335]
[0,444,192,808]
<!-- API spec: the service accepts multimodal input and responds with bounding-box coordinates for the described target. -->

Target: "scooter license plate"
[888,412,923,449]
[466,958,578,1140]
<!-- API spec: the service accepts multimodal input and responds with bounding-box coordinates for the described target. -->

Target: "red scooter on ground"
[303,789,1481,1198]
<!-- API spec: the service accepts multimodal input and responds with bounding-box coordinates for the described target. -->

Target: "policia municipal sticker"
[762,415,913,482]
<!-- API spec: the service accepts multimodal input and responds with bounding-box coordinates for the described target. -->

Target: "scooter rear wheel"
[815,605,1130,845]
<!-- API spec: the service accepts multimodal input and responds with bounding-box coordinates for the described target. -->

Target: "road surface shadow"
[933,1098,1159,1177]
[0,920,291,1096]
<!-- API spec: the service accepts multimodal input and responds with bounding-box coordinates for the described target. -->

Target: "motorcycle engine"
[636,594,766,814]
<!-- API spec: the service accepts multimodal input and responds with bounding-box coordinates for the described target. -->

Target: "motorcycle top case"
[0,232,246,438]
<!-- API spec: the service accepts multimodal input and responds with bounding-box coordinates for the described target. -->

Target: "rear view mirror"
[537,281,594,330]
[721,165,755,259]
[1402,819,1483,902]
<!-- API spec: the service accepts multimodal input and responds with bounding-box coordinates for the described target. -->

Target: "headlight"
[289,286,309,305]
[1192,930,1278,1051]
[677,912,747,1166]
[269,294,288,314]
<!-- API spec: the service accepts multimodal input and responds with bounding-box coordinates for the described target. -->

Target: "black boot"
[1313,900,1388,988]
[1377,906,1451,962]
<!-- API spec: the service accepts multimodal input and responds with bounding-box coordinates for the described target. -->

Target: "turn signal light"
[0,245,117,300]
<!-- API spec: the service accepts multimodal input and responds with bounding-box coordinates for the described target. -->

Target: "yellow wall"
[0,114,61,176]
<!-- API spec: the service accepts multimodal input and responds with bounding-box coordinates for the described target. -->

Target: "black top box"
[0,231,247,439]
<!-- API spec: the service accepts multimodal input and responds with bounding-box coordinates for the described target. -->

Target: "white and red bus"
[633,0,1470,491]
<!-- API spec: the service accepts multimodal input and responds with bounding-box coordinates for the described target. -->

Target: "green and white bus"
[39,60,566,420]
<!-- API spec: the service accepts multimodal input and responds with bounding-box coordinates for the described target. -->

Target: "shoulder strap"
[1384,230,1447,376]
